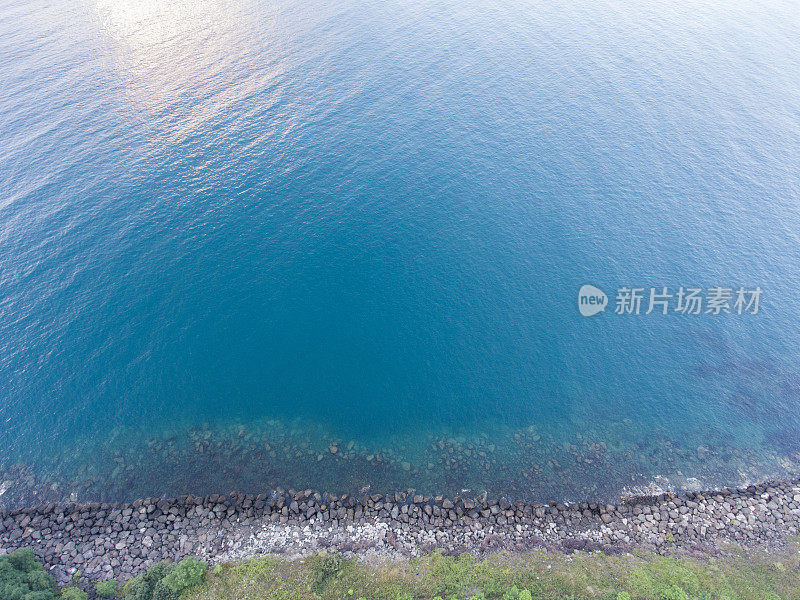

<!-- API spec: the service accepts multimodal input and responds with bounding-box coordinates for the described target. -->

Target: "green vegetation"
[95,579,119,598]
[60,587,88,600]
[121,558,208,600]
[0,547,56,600]
[310,552,345,591]
[184,544,800,600]
[5,543,799,600]
[161,559,207,593]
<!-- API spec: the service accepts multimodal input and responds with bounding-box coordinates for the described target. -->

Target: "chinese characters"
[613,287,761,315]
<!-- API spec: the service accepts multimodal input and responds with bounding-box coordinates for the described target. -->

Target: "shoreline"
[1,477,799,587]
[4,415,799,511]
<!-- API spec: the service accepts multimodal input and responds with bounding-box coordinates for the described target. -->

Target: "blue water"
[1,0,800,504]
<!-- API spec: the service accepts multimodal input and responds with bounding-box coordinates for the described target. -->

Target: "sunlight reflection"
[93,0,285,138]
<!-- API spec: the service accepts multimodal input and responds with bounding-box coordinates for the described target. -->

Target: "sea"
[1,0,799,506]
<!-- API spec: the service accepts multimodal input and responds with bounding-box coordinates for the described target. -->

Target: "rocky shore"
[1,477,799,589]
[6,414,799,511]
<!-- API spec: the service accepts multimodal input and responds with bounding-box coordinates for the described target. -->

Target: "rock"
[2,468,798,584]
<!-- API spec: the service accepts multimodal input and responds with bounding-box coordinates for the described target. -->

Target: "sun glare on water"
[90,0,287,138]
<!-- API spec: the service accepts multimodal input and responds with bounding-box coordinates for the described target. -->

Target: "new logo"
[578,284,607,317]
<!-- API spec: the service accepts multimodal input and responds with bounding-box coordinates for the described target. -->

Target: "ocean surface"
[1,0,800,506]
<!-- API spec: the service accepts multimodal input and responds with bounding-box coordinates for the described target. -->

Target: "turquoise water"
[1,0,800,504]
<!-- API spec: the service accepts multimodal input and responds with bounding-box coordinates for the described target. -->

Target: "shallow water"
[1,0,800,505]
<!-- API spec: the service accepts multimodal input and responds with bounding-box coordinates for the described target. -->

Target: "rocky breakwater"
[1,479,799,588]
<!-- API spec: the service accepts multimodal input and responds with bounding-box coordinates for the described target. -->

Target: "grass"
[183,542,800,600]
[8,542,797,600]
